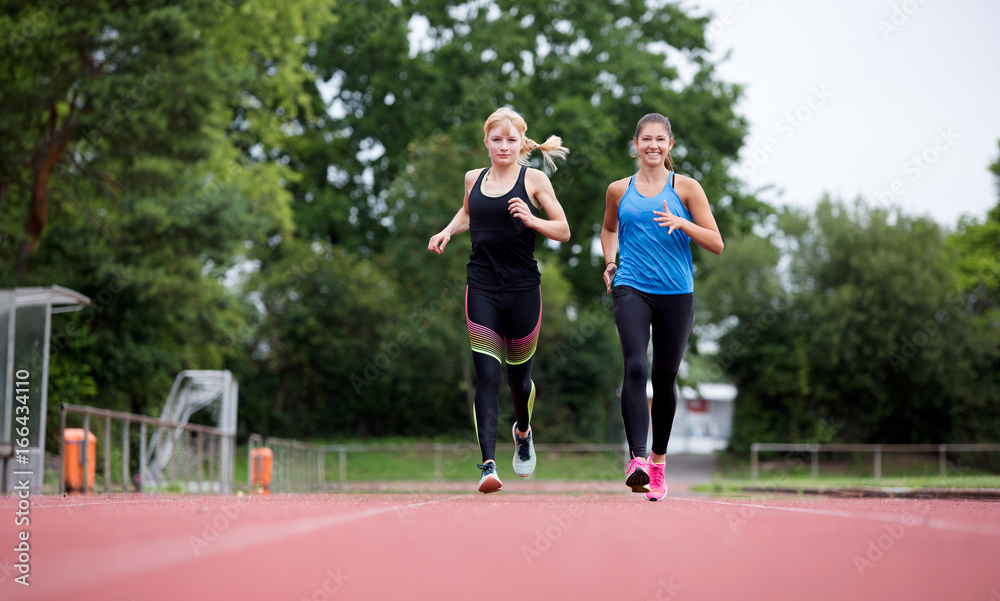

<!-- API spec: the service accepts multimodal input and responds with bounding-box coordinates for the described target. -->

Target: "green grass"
[324,448,623,483]
[236,441,626,487]
[694,474,1000,494]
[696,455,1000,494]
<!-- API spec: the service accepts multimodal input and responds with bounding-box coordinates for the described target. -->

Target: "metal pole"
[139,422,147,492]
[58,404,66,495]
[104,415,111,493]
[185,430,191,491]
[208,433,216,492]
[434,443,442,482]
[339,446,346,485]
[122,420,130,493]
[82,413,90,494]
[2,295,15,492]
[750,443,759,481]
[169,428,177,487]
[196,431,204,492]
[874,444,882,479]
[811,446,819,479]
[939,444,947,478]
[38,296,53,496]
[317,449,323,489]
[248,436,254,491]
[310,448,315,491]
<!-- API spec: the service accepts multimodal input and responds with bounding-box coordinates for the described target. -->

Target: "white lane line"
[687,498,1000,537]
[34,498,452,596]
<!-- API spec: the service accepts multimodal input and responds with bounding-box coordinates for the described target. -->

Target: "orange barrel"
[64,429,97,492]
[250,447,273,491]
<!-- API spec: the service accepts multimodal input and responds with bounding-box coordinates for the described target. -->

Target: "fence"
[749,443,1000,481]
[248,435,630,492]
[248,434,327,493]
[59,403,235,494]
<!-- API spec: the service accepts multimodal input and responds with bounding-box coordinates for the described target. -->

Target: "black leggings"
[612,286,694,458]
[466,286,541,462]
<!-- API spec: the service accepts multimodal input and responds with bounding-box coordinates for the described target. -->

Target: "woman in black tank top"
[427,107,570,493]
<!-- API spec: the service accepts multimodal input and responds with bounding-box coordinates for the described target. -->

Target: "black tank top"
[466,165,540,291]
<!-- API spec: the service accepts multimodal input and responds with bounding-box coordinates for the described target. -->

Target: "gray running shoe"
[477,461,502,493]
[512,424,536,477]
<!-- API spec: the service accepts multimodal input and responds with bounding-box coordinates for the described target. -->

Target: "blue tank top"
[614,172,693,295]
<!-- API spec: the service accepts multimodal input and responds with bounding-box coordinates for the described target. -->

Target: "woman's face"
[634,123,673,169]
[485,126,523,166]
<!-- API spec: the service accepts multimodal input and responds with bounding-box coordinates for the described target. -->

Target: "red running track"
[2,488,1000,601]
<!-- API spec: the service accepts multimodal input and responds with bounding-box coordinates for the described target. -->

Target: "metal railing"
[248,435,630,492]
[59,403,235,494]
[248,434,327,493]
[749,443,1000,481]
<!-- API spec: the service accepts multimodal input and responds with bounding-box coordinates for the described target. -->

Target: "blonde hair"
[483,107,569,171]
[631,113,675,172]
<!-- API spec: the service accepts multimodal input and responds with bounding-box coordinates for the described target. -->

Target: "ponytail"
[484,107,569,172]
[522,135,569,172]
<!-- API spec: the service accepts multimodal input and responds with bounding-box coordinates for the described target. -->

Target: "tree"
[299,0,770,297]
[702,198,988,449]
[0,0,333,268]
[0,0,330,422]
[943,143,1000,447]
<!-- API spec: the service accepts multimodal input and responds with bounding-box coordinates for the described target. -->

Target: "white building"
[643,381,737,455]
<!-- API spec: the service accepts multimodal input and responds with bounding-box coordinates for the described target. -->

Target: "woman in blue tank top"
[427,107,570,493]
[600,113,724,501]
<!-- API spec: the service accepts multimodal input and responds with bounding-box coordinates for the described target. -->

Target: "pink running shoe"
[624,455,649,493]
[645,461,667,501]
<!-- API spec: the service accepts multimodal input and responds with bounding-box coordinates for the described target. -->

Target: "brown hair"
[632,113,674,172]
[484,107,569,171]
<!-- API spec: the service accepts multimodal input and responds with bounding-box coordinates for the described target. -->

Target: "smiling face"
[634,122,673,170]
[485,125,523,167]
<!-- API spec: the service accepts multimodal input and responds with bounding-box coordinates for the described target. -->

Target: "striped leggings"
[466,286,541,463]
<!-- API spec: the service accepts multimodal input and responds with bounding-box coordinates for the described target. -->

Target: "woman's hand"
[603,263,617,294]
[428,231,451,254]
[653,200,688,234]
[508,197,537,230]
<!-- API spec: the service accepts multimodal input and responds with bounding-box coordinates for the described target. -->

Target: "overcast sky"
[684,0,1000,228]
